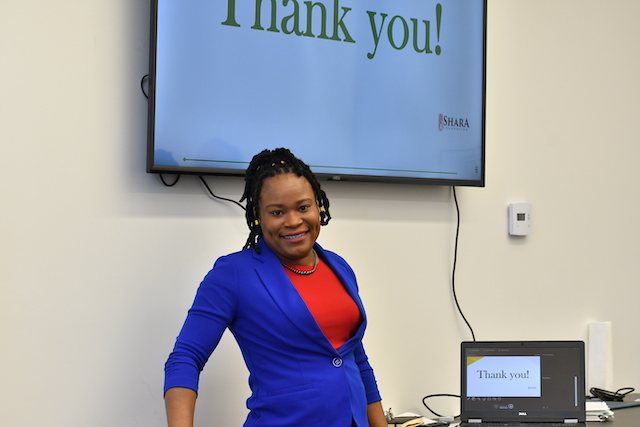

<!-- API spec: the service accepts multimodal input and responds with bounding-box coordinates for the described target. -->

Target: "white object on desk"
[588,321,614,391]
[389,412,436,426]
[586,400,613,422]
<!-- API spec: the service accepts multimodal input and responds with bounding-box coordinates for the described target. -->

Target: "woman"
[164,148,387,426]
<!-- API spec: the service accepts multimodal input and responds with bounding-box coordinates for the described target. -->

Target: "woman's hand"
[368,401,388,427]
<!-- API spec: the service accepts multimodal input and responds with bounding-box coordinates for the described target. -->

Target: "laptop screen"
[460,341,585,422]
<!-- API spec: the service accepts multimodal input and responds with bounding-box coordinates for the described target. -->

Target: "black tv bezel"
[146,0,487,187]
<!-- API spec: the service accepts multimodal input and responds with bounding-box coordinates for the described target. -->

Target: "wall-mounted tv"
[147,0,486,187]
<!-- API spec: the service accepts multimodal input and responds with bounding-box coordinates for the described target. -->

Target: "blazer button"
[332,357,343,367]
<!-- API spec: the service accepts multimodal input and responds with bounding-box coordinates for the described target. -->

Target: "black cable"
[159,174,180,187]
[199,176,246,211]
[452,186,476,342]
[157,174,245,210]
[422,394,460,419]
[419,189,476,421]
[141,74,149,98]
[590,387,635,401]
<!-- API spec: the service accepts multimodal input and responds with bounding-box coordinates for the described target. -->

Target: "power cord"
[156,174,246,211]
[419,190,475,420]
[422,394,460,419]
[198,176,246,211]
[141,74,149,98]
[159,174,180,187]
[590,387,635,401]
[451,187,476,342]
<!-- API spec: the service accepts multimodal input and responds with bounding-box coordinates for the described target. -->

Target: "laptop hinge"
[564,419,579,424]
[468,420,482,424]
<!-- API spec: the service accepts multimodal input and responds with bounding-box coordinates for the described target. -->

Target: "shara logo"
[439,113,470,131]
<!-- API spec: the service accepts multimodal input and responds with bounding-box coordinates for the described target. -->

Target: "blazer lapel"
[317,245,368,353]
[252,240,334,351]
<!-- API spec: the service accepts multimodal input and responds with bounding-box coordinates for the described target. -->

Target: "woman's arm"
[367,401,388,427]
[165,387,197,427]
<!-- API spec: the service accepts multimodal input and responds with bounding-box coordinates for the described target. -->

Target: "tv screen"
[147,0,486,186]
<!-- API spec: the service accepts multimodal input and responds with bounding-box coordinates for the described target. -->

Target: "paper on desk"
[396,412,423,417]
[396,412,435,421]
[393,412,437,425]
[586,400,613,422]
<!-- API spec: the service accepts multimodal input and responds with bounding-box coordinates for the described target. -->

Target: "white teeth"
[284,233,305,240]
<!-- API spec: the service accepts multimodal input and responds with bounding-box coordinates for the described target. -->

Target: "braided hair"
[240,148,331,252]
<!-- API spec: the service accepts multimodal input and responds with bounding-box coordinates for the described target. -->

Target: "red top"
[284,257,362,350]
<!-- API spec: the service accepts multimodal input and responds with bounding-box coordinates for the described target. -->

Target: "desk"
[611,405,638,425]
[608,394,640,426]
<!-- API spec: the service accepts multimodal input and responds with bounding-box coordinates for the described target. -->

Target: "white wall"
[1,1,639,425]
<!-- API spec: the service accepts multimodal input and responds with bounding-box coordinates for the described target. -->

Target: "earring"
[254,220,260,226]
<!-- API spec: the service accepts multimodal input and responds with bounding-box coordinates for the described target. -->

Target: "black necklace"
[281,250,318,275]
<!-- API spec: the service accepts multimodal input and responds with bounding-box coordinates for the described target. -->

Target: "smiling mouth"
[283,232,307,240]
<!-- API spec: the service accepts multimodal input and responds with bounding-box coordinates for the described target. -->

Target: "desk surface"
[610,401,640,426]
[606,393,640,426]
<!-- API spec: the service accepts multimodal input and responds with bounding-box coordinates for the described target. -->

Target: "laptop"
[460,341,586,426]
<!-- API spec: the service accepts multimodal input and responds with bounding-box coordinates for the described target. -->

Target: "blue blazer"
[165,239,381,426]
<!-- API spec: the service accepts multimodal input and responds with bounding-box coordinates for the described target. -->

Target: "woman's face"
[258,173,321,266]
